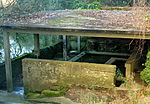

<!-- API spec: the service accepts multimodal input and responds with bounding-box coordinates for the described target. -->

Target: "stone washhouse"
[1,10,150,93]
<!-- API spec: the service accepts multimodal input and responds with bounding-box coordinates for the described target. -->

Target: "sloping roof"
[1,10,150,29]
[1,10,150,39]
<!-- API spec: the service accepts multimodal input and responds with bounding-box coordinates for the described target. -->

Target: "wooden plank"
[105,58,116,64]
[87,51,130,57]
[63,35,67,61]
[3,31,13,92]
[2,25,150,39]
[77,36,81,53]
[105,57,127,64]
[69,51,86,62]
[34,34,40,58]
[112,58,127,61]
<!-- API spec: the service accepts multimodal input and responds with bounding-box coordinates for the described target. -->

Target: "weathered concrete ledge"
[23,58,116,93]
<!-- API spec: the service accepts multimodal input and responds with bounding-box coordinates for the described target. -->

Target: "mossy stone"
[42,90,60,97]
[50,85,64,91]
[41,87,69,97]
[27,93,41,99]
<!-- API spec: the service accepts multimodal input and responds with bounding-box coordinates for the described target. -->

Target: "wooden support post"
[63,35,67,61]
[77,36,81,53]
[34,34,40,58]
[3,31,13,92]
[69,51,86,62]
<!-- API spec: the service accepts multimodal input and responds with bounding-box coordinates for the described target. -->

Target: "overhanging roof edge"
[1,23,150,39]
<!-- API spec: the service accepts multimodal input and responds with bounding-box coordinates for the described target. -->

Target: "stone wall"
[23,58,116,93]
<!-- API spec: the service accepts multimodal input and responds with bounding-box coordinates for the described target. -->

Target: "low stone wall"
[23,58,116,94]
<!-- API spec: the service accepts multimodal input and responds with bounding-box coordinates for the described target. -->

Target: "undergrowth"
[141,51,150,86]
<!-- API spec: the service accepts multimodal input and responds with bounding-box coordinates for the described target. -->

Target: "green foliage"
[72,0,103,10]
[141,51,150,86]
[60,0,76,9]
[87,1,103,9]
[145,15,150,21]
[72,0,88,9]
